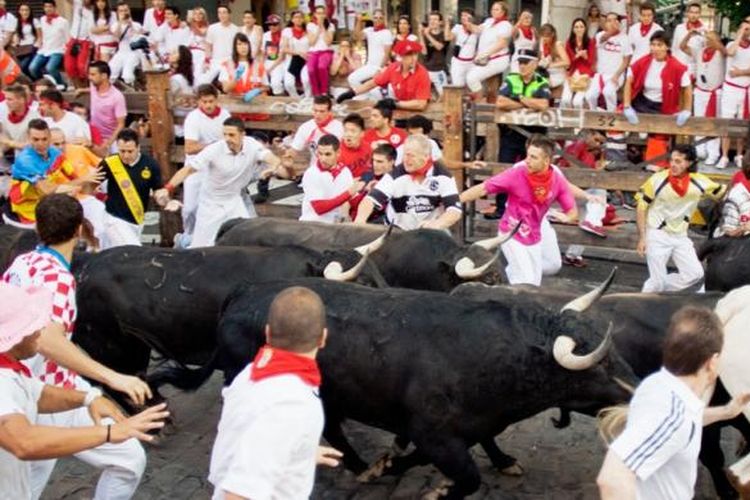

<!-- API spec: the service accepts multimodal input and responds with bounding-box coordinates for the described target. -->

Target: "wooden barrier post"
[145,70,174,182]
[443,85,465,241]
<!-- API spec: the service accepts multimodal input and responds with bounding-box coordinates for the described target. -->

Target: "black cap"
[516,49,539,62]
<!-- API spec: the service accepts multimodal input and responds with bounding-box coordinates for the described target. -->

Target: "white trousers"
[466,55,510,93]
[540,217,561,277]
[101,213,143,249]
[586,73,624,112]
[181,170,205,236]
[190,195,252,248]
[284,65,311,98]
[450,59,473,87]
[79,195,107,246]
[31,378,146,500]
[642,228,704,293]
[347,63,381,88]
[266,59,286,96]
[502,237,543,286]
[428,70,447,96]
[694,87,722,161]
[560,78,590,109]
[109,51,141,85]
[720,83,749,120]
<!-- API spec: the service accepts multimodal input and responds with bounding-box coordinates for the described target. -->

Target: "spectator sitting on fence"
[349,143,396,224]
[715,157,750,237]
[560,17,596,110]
[691,31,725,168]
[445,8,478,88]
[465,1,513,102]
[622,31,692,172]
[281,10,311,99]
[261,14,285,96]
[718,20,750,170]
[329,39,362,95]
[12,3,40,78]
[142,0,166,37]
[336,40,430,111]
[557,129,606,169]
[29,0,68,89]
[39,89,91,147]
[220,32,268,107]
[185,7,208,85]
[108,1,147,88]
[586,12,631,112]
[239,10,262,60]
[284,94,344,170]
[150,5,189,69]
[509,10,536,74]
[202,5,239,86]
[349,10,391,93]
[168,45,195,96]
[419,11,449,98]
[90,0,117,63]
[306,5,335,97]
[538,23,569,99]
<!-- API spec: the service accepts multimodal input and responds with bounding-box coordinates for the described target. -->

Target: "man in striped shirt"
[597,306,750,500]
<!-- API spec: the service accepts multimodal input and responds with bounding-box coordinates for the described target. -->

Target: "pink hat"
[0,283,53,352]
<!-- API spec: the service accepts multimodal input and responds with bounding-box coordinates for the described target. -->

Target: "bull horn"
[324,249,370,281]
[454,223,521,279]
[560,267,617,313]
[354,231,388,256]
[553,322,614,371]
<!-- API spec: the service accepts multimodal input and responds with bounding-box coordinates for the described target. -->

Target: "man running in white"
[156,117,287,248]
[348,9,392,89]
[586,12,632,111]
[285,94,344,170]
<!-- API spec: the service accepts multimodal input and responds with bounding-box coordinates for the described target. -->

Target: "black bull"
[453,282,747,500]
[70,244,376,384]
[699,235,750,292]
[154,278,636,499]
[215,217,503,290]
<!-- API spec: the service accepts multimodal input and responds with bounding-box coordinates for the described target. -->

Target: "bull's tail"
[147,351,219,392]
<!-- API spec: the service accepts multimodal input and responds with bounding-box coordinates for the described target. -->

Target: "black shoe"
[483,211,503,220]
[254,179,270,204]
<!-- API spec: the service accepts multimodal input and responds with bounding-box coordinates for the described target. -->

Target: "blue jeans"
[29,53,63,84]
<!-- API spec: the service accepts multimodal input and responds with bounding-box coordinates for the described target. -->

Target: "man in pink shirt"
[461,134,577,286]
[87,61,127,153]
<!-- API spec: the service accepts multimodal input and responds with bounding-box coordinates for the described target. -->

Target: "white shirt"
[44,111,91,144]
[477,18,512,57]
[16,19,39,47]
[300,163,354,223]
[395,137,443,164]
[628,22,663,62]
[190,137,270,201]
[307,22,334,52]
[451,25,478,60]
[111,21,145,52]
[695,47,725,91]
[38,15,69,56]
[70,0,94,40]
[725,40,750,88]
[290,118,344,168]
[362,26,393,67]
[0,368,44,500]
[596,31,632,77]
[240,26,262,57]
[142,7,164,36]
[208,363,324,500]
[152,22,190,56]
[90,14,117,45]
[282,27,310,56]
[610,368,704,500]
[600,0,628,16]
[206,22,239,63]
[0,11,17,46]
[183,107,231,163]
[169,73,193,96]
[671,22,705,75]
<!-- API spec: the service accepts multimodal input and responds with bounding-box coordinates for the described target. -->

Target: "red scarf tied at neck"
[373,23,386,32]
[639,22,652,38]
[410,158,433,179]
[292,26,305,39]
[250,345,321,387]
[45,13,59,24]
[270,30,281,46]
[740,39,750,50]
[153,8,165,26]
[669,173,691,197]
[200,105,222,119]
[526,166,553,204]
[169,21,181,30]
[687,20,703,31]
[0,353,31,377]
[8,103,30,124]
[316,159,347,179]
[492,14,507,26]
[732,171,750,193]
[0,9,6,17]
[519,25,533,40]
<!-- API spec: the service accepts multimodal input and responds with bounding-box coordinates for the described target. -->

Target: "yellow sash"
[105,154,144,225]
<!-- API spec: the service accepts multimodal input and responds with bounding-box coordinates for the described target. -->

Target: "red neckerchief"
[315,114,333,130]
[639,22,652,37]
[410,158,433,180]
[0,91,5,103]
[0,9,6,17]
[669,172,691,197]
[169,21,181,30]
[702,48,716,62]
[45,13,59,24]
[740,39,750,50]
[317,159,346,179]
[519,25,533,40]
[373,23,386,32]
[733,170,750,192]
[249,345,321,387]
[270,30,281,46]
[525,166,554,204]
[292,26,305,39]
[542,41,552,57]
[200,105,222,119]
[153,8,165,26]
[492,14,507,26]
[7,103,30,124]
[687,20,703,31]
[0,353,31,378]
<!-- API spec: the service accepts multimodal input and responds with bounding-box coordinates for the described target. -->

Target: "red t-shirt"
[372,62,431,101]
[339,142,372,178]
[363,127,408,152]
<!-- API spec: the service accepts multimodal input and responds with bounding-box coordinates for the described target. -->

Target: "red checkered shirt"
[3,250,78,388]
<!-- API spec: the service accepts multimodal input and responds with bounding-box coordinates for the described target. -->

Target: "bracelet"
[164,183,175,194]
[106,424,111,443]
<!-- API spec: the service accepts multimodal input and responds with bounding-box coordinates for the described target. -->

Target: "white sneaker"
[716,157,730,169]
[696,147,708,160]
[736,155,744,168]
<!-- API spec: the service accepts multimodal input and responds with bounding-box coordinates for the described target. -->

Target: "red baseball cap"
[394,40,423,56]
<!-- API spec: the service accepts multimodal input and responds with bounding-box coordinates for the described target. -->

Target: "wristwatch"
[83,388,103,407]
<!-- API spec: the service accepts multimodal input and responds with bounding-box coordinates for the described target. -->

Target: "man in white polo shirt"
[206,5,238,64]
[348,9,393,89]
[209,286,341,500]
[40,89,91,146]
[178,84,231,244]
[155,117,286,248]
[598,306,750,500]
[285,94,344,170]
[28,0,68,87]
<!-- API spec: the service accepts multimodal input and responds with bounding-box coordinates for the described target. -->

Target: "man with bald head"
[209,286,341,500]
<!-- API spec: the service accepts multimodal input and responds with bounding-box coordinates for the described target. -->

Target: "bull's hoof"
[726,467,750,499]
[421,479,454,500]
[500,463,524,476]
[356,454,392,483]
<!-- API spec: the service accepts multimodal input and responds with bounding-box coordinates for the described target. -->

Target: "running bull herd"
[3,220,750,499]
